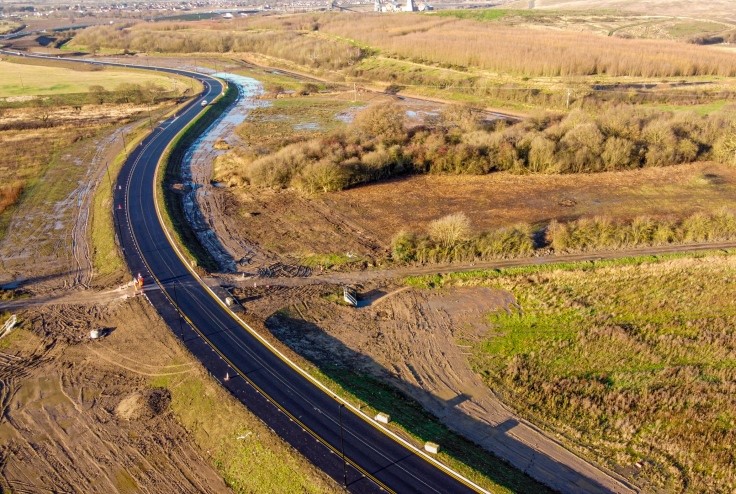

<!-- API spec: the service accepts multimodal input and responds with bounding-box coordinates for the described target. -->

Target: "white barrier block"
[374,412,391,424]
[424,442,440,454]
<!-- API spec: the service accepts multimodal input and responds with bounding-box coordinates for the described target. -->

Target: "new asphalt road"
[100,61,487,493]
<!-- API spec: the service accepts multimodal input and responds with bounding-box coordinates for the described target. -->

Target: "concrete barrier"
[425,442,440,454]
[374,412,390,424]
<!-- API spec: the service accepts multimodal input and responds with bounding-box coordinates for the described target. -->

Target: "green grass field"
[0,59,189,98]
[408,252,736,492]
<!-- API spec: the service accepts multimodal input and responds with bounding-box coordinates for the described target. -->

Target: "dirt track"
[251,283,636,494]
[221,240,736,289]
[0,297,229,493]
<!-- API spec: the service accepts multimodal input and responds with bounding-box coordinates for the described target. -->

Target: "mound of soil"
[116,388,171,421]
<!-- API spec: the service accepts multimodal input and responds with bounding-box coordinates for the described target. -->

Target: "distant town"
[0,0,507,21]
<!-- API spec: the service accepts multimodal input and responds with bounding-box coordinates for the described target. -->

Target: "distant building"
[375,0,430,12]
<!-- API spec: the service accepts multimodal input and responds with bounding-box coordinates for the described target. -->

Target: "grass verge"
[158,80,238,273]
[90,124,149,280]
[150,370,337,493]
[266,310,552,494]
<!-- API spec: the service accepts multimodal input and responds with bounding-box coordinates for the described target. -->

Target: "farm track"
[225,240,736,289]
[7,211,735,312]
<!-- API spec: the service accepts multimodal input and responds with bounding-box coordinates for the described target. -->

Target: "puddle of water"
[335,110,357,124]
[180,72,266,272]
[406,109,439,121]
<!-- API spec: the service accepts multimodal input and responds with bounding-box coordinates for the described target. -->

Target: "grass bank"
[158,79,238,273]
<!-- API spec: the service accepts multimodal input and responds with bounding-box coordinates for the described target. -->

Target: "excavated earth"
[0,297,229,493]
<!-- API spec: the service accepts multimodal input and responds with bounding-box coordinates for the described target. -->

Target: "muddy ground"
[233,281,634,493]
[0,53,338,492]
[0,297,229,493]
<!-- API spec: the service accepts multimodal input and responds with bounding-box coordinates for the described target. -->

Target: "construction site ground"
[0,49,338,493]
[2,52,733,493]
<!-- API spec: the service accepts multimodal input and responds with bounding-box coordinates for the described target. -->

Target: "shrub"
[428,213,471,248]
[295,159,350,193]
[548,210,736,252]
[714,130,736,165]
[476,225,535,257]
[391,230,417,262]
[0,181,23,214]
[353,103,406,145]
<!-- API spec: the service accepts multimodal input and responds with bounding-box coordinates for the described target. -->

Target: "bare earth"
[251,284,636,493]
[0,297,229,493]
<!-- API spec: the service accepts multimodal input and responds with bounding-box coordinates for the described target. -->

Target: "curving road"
[40,55,487,493]
[116,74,491,493]
[0,50,637,493]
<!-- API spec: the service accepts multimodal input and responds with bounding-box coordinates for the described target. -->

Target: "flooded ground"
[181,73,266,272]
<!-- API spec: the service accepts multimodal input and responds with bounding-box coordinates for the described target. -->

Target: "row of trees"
[71,24,363,70]
[88,82,172,105]
[389,209,736,263]
[216,102,736,193]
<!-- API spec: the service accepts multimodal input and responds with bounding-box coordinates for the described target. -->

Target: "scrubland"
[69,11,736,111]
[0,58,192,238]
[318,14,736,77]
[408,253,736,492]
[215,102,736,192]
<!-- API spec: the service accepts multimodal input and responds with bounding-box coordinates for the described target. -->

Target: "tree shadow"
[267,311,630,494]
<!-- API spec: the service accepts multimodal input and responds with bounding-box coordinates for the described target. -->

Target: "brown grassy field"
[220,161,736,264]
[407,253,736,492]
[508,0,736,19]
[316,13,736,77]
[74,14,736,79]
[322,162,736,243]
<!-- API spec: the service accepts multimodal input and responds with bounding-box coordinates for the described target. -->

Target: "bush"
[391,230,417,262]
[428,213,471,248]
[548,210,736,252]
[353,103,406,145]
[218,101,732,195]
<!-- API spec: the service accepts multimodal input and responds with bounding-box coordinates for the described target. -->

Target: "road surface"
[0,50,641,493]
[99,58,488,493]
